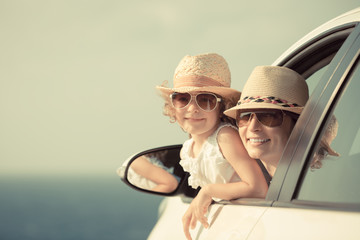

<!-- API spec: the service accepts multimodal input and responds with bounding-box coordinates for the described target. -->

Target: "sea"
[0,176,164,240]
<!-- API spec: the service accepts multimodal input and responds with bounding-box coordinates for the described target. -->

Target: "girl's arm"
[187,127,268,203]
[206,126,268,200]
[182,127,268,240]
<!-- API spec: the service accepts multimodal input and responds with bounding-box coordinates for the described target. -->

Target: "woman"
[224,66,309,180]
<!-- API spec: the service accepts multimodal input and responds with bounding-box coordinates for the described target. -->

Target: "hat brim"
[224,102,304,119]
[156,85,241,101]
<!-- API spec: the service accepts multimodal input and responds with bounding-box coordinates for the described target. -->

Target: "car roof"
[273,7,360,65]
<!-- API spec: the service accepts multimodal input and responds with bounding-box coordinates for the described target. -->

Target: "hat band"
[238,96,300,108]
[174,75,226,88]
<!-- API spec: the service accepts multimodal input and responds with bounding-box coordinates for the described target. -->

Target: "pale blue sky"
[1,0,359,177]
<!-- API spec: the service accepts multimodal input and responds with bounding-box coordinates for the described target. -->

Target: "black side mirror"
[118,145,198,197]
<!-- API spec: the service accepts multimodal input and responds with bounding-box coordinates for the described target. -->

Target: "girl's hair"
[218,96,237,126]
[161,93,237,126]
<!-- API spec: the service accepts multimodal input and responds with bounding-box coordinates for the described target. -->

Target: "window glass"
[306,66,328,94]
[296,60,360,204]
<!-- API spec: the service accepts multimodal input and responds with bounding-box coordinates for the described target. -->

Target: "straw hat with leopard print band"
[224,65,309,119]
[156,53,241,102]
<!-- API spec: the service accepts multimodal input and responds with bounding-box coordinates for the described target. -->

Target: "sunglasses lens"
[237,110,283,127]
[171,92,219,111]
[171,92,191,108]
[196,93,218,111]
[257,111,283,127]
[237,112,252,127]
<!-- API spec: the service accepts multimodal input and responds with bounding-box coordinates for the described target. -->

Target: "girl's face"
[174,92,221,139]
[238,110,295,163]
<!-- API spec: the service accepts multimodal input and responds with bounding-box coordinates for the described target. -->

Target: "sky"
[1,0,359,177]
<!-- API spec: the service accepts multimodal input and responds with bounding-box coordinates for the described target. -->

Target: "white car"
[119,7,360,240]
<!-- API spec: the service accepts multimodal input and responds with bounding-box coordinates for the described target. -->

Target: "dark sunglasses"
[236,109,286,127]
[170,92,221,112]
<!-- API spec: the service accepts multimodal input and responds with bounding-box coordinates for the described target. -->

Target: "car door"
[246,22,360,240]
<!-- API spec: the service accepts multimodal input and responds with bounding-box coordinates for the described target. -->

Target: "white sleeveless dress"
[179,123,241,192]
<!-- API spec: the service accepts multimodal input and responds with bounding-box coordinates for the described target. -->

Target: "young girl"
[156,53,268,240]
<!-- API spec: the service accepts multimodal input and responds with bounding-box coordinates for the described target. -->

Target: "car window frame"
[270,23,360,211]
[276,23,357,77]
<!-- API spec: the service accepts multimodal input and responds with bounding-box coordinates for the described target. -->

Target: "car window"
[295,60,360,204]
[306,66,328,94]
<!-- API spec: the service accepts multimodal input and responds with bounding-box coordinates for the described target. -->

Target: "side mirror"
[118,145,198,197]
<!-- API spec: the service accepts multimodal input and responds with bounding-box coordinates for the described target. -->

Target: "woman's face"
[238,110,296,163]
[174,92,220,139]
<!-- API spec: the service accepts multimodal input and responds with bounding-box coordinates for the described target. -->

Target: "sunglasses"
[170,92,222,112]
[236,109,286,127]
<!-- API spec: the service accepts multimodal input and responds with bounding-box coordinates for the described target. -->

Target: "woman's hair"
[284,111,300,132]
[311,146,328,170]
[284,110,300,122]
[161,93,237,126]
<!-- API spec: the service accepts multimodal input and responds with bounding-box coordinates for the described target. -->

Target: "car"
[118,7,360,240]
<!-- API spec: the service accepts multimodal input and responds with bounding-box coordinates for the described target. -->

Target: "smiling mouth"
[248,138,270,143]
[186,118,204,121]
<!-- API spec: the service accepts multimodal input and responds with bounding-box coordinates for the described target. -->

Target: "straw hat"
[156,53,241,101]
[224,66,309,119]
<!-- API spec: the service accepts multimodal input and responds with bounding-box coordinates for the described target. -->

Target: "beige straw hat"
[224,66,309,119]
[156,53,241,101]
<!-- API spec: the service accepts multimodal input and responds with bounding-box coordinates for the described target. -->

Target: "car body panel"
[150,198,360,240]
[247,207,360,240]
[148,197,269,240]
[195,204,268,240]
[147,197,190,240]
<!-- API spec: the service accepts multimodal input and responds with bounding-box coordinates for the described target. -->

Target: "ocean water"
[0,176,164,240]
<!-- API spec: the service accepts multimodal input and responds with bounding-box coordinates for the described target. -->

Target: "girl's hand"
[182,188,212,240]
